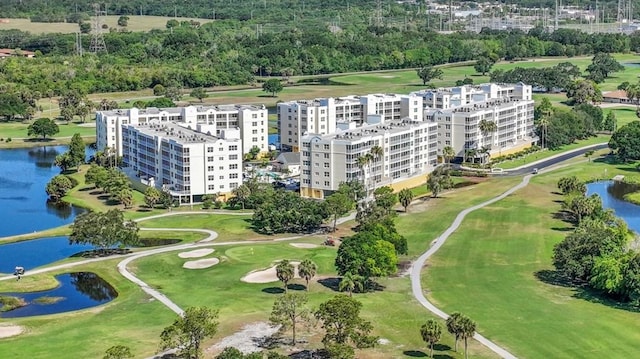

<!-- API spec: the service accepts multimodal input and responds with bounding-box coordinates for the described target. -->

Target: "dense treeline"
[552,176,640,304]
[0,23,639,96]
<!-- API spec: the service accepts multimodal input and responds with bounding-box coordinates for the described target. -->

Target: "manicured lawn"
[138,213,267,241]
[421,156,640,358]
[495,135,610,170]
[0,120,96,139]
[604,106,639,127]
[133,240,497,358]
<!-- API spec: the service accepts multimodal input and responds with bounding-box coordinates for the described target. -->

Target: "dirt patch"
[208,322,280,354]
[178,248,214,258]
[241,261,301,283]
[0,325,23,338]
[183,258,219,269]
[289,243,319,249]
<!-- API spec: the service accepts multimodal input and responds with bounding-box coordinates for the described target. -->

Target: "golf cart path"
[409,174,531,359]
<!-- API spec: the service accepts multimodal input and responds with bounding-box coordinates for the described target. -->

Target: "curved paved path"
[409,174,535,359]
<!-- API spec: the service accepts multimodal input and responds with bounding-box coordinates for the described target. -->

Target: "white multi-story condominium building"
[425,95,535,160]
[120,122,242,200]
[277,94,423,152]
[96,104,268,156]
[299,117,438,199]
[412,83,532,110]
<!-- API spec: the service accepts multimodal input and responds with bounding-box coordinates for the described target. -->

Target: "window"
[207,147,214,153]
[229,154,238,160]
[208,175,215,181]
[324,153,329,159]
[207,166,214,171]
[323,144,330,150]
[208,185,215,190]
[207,156,214,162]
[324,181,330,186]
[324,163,330,168]
[219,175,225,179]
[230,173,238,179]
[230,164,238,169]
[219,166,224,170]
[230,182,238,189]
[219,157,224,161]
[220,185,225,189]
[229,145,238,151]
[324,172,329,177]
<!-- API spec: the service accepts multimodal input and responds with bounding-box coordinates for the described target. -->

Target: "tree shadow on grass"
[262,287,285,294]
[535,270,640,313]
[551,226,575,232]
[287,283,306,291]
[433,344,451,351]
[403,350,427,357]
[318,277,341,292]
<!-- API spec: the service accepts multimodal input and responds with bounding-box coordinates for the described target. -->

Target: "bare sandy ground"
[289,243,319,249]
[0,325,23,338]
[207,322,280,354]
[178,248,214,258]
[241,261,301,283]
[183,258,219,269]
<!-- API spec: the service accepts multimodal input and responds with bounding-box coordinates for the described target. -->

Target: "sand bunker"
[289,243,319,249]
[0,325,23,338]
[241,261,301,283]
[178,248,214,258]
[183,258,220,269]
[208,322,280,354]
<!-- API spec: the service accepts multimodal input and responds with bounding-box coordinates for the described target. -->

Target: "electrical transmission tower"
[89,3,107,53]
[75,32,83,56]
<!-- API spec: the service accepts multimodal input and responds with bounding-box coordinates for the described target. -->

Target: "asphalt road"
[499,143,609,176]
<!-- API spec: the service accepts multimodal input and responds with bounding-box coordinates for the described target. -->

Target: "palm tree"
[420,319,443,358]
[464,148,477,164]
[276,260,295,293]
[478,145,491,164]
[459,316,477,359]
[446,312,464,352]
[478,119,497,148]
[398,188,414,212]
[442,145,455,164]
[357,153,374,200]
[538,115,550,149]
[626,83,640,110]
[297,259,317,291]
[338,272,363,297]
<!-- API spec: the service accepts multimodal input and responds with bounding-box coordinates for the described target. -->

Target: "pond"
[0,272,117,318]
[0,146,92,237]
[587,181,640,234]
[0,237,97,274]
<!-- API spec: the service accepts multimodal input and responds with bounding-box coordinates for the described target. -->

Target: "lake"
[0,272,117,318]
[0,146,89,237]
[587,181,640,234]
[0,236,97,274]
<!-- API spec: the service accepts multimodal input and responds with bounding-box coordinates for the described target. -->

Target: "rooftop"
[304,117,436,142]
[126,122,226,144]
[100,104,265,117]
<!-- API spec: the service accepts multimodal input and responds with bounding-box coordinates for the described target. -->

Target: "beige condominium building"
[420,83,536,160]
[277,93,423,152]
[299,117,438,199]
[96,104,268,157]
[120,122,243,201]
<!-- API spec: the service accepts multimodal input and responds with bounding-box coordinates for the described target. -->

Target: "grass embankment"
[422,155,640,358]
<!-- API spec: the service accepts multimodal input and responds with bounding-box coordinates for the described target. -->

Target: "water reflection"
[587,181,640,234]
[0,145,92,237]
[0,272,117,318]
[0,237,96,274]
